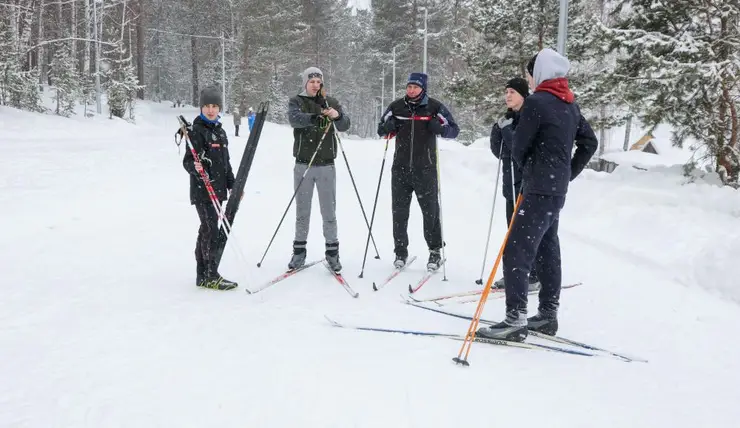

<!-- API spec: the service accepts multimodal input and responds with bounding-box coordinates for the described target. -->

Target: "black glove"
[378,117,398,136]
[428,118,445,135]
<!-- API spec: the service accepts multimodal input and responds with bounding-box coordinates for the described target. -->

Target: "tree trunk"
[191,35,199,106]
[38,0,45,86]
[85,0,91,75]
[623,115,632,151]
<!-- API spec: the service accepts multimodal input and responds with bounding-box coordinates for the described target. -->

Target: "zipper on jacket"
[409,111,416,170]
[298,134,303,158]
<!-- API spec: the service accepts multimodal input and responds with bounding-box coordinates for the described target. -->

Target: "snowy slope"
[2,102,740,427]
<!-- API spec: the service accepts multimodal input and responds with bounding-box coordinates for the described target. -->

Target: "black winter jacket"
[288,94,351,166]
[182,115,235,205]
[512,92,598,196]
[377,95,460,171]
[490,110,523,200]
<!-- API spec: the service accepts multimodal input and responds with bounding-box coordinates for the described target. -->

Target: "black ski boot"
[198,266,238,291]
[394,254,408,269]
[427,249,442,271]
[527,312,558,336]
[288,240,307,270]
[476,309,528,342]
[325,242,342,272]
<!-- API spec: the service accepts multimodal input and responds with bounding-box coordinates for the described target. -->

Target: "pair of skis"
[325,313,646,363]
[407,282,584,306]
[246,259,358,298]
[372,255,445,294]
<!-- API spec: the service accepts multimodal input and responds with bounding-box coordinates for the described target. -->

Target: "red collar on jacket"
[535,77,575,103]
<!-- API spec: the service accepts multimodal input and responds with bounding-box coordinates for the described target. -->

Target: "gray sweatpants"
[293,163,338,243]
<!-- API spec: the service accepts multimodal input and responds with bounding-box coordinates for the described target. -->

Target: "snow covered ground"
[2,101,740,427]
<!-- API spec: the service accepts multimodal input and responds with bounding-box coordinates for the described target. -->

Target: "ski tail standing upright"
[477,48,598,341]
[287,67,351,272]
[182,85,238,290]
[489,77,541,292]
[377,72,460,271]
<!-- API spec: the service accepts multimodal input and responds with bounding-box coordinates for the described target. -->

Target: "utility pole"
[422,7,428,74]
[381,65,385,109]
[557,0,569,55]
[221,30,227,113]
[392,46,396,99]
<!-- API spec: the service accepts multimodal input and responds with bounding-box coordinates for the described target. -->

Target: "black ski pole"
[256,121,333,268]
[332,126,381,261]
[359,133,392,278]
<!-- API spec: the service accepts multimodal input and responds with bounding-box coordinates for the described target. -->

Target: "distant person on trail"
[182,85,238,291]
[489,77,541,293]
[286,66,351,272]
[376,72,460,272]
[247,107,256,132]
[233,108,242,137]
[477,48,598,342]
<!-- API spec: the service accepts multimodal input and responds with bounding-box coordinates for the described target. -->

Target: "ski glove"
[378,117,398,136]
[497,116,514,129]
[428,118,445,136]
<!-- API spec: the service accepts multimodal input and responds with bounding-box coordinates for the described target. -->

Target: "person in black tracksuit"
[377,72,460,271]
[478,48,598,342]
[182,85,238,290]
[489,77,541,292]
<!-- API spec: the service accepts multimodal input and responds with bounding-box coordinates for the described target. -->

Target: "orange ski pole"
[453,193,523,366]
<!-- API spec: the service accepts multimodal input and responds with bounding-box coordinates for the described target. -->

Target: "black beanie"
[526,54,538,77]
[200,85,223,109]
[505,77,529,99]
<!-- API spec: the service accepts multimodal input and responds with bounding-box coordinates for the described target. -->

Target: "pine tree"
[103,37,142,119]
[0,16,42,112]
[50,45,80,117]
[600,0,740,185]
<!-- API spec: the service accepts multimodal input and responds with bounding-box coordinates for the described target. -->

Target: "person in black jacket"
[182,85,238,290]
[489,77,541,292]
[286,67,351,272]
[377,72,460,271]
[478,48,598,342]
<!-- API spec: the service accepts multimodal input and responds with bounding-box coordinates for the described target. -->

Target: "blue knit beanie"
[407,72,428,91]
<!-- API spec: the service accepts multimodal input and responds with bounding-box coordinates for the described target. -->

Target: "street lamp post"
[392,46,396,99]
[381,65,385,109]
[221,30,227,113]
[421,7,428,74]
[557,0,569,55]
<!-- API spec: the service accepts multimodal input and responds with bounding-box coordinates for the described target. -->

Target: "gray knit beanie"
[301,67,323,90]
[200,85,223,109]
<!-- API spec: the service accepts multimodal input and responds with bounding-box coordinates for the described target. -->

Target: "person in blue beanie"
[377,72,460,272]
[182,85,237,290]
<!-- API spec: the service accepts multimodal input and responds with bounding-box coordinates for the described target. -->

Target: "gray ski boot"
[325,242,342,272]
[288,240,307,270]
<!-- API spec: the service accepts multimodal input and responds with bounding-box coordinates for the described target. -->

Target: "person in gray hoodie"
[477,48,598,342]
[286,66,351,272]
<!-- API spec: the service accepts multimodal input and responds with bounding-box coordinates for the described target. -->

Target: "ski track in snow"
[1,102,740,427]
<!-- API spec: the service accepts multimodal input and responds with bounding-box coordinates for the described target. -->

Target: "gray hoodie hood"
[533,48,571,87]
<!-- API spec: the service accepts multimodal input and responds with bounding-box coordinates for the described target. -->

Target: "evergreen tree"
[600,0,740,185]
[50,45,80,117]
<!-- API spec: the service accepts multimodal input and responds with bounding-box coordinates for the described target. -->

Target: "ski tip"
[324,315,341,327]
[452,357,470,367]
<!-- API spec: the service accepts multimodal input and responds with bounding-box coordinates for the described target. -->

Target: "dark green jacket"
[287,94,351,165]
